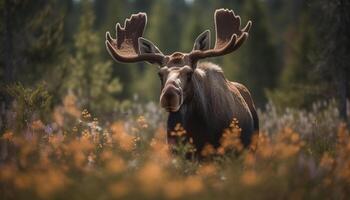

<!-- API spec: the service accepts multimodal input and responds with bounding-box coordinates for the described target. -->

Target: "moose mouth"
[164,105,181,112]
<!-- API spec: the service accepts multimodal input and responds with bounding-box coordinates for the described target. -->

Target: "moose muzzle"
[160,83,183,112]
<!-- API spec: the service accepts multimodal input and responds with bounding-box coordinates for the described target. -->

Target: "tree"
[223,0,280,107]
[0,0,65,85]
[63,0,122,117]
[267,3,323,108]
[314,0,350,120]
[181,0,213,52]
[1,0,65,132]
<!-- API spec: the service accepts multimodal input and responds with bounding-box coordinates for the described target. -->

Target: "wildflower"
[241,170,259,186]
[111,122,136,152]
[137,162,165,195]
[62,93,81,118]
[244,152,256,167]
[82,109,91,119]
[53,107,64,126]
[14,174,31,189]
[170,123,186,137]
[137,116,148,129]
[319,152,335,170]
[0,165,16,181]
[33,169,68,198]
[100,150,113,161]
[150,139,171,163]
[109,181,129,198]
[197,164,217,177]
[31,120,45,131]
[106,157,126,174]
[184,176,203,194]
[163,180,184,199]
[2,131,13,140]
[220,127,243,152]
[201,143,216,157]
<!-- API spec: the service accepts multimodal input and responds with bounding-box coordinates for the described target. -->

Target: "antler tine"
[105,13,165,65]
[190,9,252,61]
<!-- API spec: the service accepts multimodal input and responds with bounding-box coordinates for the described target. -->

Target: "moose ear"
[193,30,211,51]
[138,37,164,55]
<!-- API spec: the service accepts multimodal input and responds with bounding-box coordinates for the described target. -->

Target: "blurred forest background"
[0,0,349,130]
[2,1,350,199]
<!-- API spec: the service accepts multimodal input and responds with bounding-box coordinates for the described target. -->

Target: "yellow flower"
[109,181,129,198]
[111,122,136,152]
[106,157,126,174]
[201,143,216,157]
[163,180,184,199]
[137,116,149,129]
[197,164,217,177]
[184,176,203,194]
[320,152,335,170]
[241,170,259,186]
[137,162,166,195]
[2,131,13,140]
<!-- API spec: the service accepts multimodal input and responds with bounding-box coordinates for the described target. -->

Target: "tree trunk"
[337,0,349,121]
[1,0,14,134]
[337,71,348,121]
[3,0,15,84]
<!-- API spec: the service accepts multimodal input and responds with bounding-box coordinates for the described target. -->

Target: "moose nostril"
[163,90,177,100]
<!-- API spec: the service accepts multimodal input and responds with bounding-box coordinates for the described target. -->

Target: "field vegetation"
[1,0,350,199]
[1,96,349,200]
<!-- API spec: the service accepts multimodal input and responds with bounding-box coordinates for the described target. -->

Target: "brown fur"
[167,62,258,154]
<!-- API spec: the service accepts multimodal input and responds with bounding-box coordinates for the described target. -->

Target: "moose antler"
[190,9,252,61]
[105,13,165,65]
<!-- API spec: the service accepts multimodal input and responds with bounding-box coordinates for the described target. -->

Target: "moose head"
[106,9,251,112]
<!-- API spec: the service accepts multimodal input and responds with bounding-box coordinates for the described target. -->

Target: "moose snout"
[160,84,182,112]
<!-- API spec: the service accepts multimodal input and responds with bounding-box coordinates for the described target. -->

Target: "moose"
[105,9,259,155]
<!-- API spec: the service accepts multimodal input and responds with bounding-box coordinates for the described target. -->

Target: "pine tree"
[267,9,322,108]
[64,0,122,116]
[1,0,65,85]
[314,0,350,120]
[223,0,280,107]
[180,0,213,52]
[1,0,65,132]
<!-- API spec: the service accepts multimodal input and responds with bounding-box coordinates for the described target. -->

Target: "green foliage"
[6,83,51,133]
[1,0,349,117]
[63,0,122,116]
[180,0,211,52]
[267,8,322,108]
[0,0,65,85]
[223,0,280,107]
[313,0,350,119]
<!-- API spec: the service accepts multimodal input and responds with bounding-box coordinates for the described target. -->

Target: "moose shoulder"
[105,8,259,155]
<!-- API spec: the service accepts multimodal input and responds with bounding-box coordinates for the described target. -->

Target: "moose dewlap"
[105,9,259,155]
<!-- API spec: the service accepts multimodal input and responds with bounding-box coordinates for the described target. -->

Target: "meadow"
[1,96,350,200]
[1,0,350,199]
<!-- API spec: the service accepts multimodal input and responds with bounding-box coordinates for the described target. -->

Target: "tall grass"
[0,97,350,200]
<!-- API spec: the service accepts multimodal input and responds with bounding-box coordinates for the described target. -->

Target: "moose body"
[167,62,258,152]
[105,9,259,154]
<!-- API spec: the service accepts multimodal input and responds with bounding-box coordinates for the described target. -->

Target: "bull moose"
[105,9,259,154]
